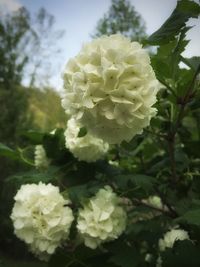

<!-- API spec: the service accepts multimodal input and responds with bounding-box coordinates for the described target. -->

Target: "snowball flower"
[34,145,49,169]
[62,34,159,144]
[64,117,109,162]
[77,186,127,249]
[158,228,189,251]
[11,183,74,260]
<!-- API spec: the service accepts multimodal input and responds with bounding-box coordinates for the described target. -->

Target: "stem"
[167,135,177,182]
[131,198,176,218]
[173,64,200,135]
[167,64,200,182]
[154,187,178,218]
[18,148,35,166]
[158,78,177,98]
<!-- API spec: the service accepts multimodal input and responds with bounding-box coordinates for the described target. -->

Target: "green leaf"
[114,174,155,193]
[49,249,73,267]
[21,130,45,145]
[0,143,20,161]
[67,184,89,203]
[148,0,200,45]
[6,167,59,185]
[181,56,200,71]
[67,183,99,203]
[177,209,200,225]
[43,129,73,163]
[77,127,87,137]
[126,216,166,245]
[109,242,141,267]
[161,240,200,267]
[0,254,47,267]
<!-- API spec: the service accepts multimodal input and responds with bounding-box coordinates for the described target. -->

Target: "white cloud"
[0,0,22,12]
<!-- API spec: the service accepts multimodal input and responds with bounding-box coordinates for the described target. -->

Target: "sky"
[0,0,200,90]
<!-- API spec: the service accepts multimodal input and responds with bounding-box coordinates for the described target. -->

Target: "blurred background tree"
[0,7,65,146]
[0,8,31,146]
[92,0,147,41]
[0,7,66,181]
[0,7,66,263]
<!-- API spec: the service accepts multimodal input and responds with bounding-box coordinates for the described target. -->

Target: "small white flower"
[11,183,74,260]
[158,228,189,251]
[34,130,56,169]
[144,195,163,209]
[34,145,49,169]
[62,34,159,144]
[64,117,109,162]
[77,186,127,249]
[108,160,119,167]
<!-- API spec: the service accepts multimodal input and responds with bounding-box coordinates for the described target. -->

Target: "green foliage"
[148,0,200,45]
[92,0,146,41]
[109,241,141,267]
[1,0,200,266]
[0,7,64,145]
[177,209,200,226]
[0,86,32,146]
[0,7,30,87]
[161,240,200,267]
[0,143,20,161]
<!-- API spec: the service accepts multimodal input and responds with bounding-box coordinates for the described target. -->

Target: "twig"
[173,64,200,136]
[167,64,200,182]
[154,186,178,218]
[158,78,177,98]
[131,198,176,218]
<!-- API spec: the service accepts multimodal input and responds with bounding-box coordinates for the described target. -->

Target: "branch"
[131,197,177,218]
[167,64,200,182]
[173,64,200,136]
[158,78,177,98]
[153,187,178,218]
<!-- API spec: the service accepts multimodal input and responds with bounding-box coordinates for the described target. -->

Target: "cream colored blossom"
[157,228,190,266]
[144,195,163,209]
[64,117,109,162]
[34,145,49,169]
[11,183,74,260]
[77,186,127,249]
[34,130,56,169]
[62,34,159,144]
[159,228,189,251]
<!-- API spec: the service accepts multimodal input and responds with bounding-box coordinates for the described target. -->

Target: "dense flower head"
[11,182,74,260]
[34,145,49,169]
[158,228,189,251]
[77,186,127,249]
[64,117,109,162]
[62,34,159,144]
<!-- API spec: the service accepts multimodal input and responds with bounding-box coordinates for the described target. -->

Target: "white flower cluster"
[11,183,74,260]
[62,34,159,144]
[158,228,189,251]
[156,228,190,267]
[77,186,127,249]
[34,145,49,169]
[64,118,109,162]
